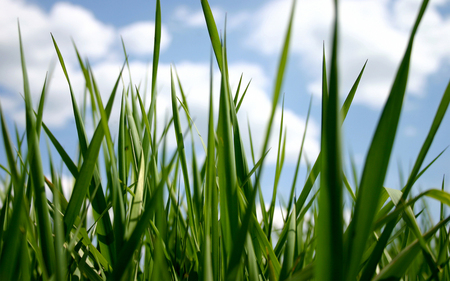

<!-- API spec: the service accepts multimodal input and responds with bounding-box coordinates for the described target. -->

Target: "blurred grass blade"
[19,23,56,276]
[0,104,35,279]
[286,97,312,217]
[280,202,296,280]
[316,0,344,278]
[295,59,366,216]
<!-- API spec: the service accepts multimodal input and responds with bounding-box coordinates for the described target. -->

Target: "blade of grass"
[294,59,366,217]
[112,147,176,280]
[170,66,200,251]
[316,1,344,277]
[373,215,450,281]
[0,104,37,279]
[19,23,56,276]
[267,97,287,241]
[346,1,430,280]
[280,201,296,280]
[286,97,312,218]
[217,40,239,263]
[201,0,223,71]
[52,173,67,280]
[227,0,297,277]
[64,65,122,242]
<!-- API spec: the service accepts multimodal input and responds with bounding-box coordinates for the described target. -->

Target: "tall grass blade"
[64,66,122,242]
[346,1,430,280]
[316,0,344,278]
[294,60,366,215]
[217,43,239,265]
[19,23,56,276]
[170,66,200,251]
[201,0,223,70]
[280,202,296,280]
[53,175,67,280]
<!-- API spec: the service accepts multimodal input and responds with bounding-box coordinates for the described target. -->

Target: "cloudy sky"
[1,0,450,208]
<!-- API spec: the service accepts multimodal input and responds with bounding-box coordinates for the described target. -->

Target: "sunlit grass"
[1,0,450,280]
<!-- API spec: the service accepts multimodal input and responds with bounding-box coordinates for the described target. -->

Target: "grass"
[1,0,450,280]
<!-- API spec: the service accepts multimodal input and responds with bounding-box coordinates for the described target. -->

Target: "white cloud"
[173,5,225,28]
[0,0,171,128]
[49,2,116,60]
[173,6,206,28]
[404,125,418,137]
[135,60,320,164]
[119,22,171,55]
[245,0,450,109]
[0,0,320,165]
[256,203,288,231]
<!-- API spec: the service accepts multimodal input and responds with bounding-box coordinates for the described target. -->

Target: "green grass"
[1,0,450,280]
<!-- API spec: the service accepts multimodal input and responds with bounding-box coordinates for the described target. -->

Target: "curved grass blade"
[200,0,223,71]
[373,215,450,281]
[51,34,89,154]
[64,66,123,242]
[345,2,430,280]
[35,73,50,138]
[126,150,145,237]
[0,104,36,279]
[236,79,251,113]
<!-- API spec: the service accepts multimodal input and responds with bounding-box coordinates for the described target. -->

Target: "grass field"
[1,0,450,280]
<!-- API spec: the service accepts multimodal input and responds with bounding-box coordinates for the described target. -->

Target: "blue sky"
[1,0,450,218]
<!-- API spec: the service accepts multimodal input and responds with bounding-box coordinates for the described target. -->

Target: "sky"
[1,0,450,219]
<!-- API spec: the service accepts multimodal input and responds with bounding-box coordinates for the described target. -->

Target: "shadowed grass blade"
[316,1,344,278]
[217,44,238,264]
[0,104,37,279]
[19,23,56,276]
[294,59,366,217]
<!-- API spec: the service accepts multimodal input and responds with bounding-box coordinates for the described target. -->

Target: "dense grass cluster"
[1,0,450,280]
